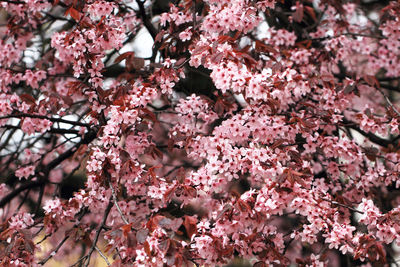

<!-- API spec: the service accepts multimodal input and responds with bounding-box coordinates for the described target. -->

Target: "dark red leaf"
[304,6,317,22]
[155,30,165,43]
[144,241,151,256]
[293,1,304,23]
[20,94,36,105]
[321,74,334,82]
[363,74,380,88]
[192,45,209,55]
[140,107,158,123]
[236,199,251,213]
[136,229,148,244]
[217,35,231,43]
[210,52,224,64]
[127,57,145,71]
[66,7,80,21]
[114,52,135,64]
[183,216,197,239]
[255,40,279,54]
[158,239,171,253]
[175,57,187,67]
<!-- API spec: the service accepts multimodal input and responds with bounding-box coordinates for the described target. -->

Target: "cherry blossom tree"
[1,0,400,266]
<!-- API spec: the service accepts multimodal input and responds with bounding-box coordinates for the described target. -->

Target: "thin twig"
[38,235,69,265]
[95,246,111,266]
[109,180,129,225]
[38,208,88,264]
[377,87,400,117]
[320,197,364,214]
[36,233,51,245]
[69,254,88,267]
[84,199,113,267]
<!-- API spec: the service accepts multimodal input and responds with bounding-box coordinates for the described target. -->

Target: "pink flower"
[43,198,62,214]
[179,27,192,41]
[8,212,34,230]
[15,165,35,180]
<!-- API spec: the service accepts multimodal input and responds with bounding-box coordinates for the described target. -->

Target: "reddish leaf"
[65,6,80,21]
[240,52,257,67]
[236,199,251,213]
[363,74,380,88]
[175,57,187,67]
[140,107,158,123]
[293,1,304,23]
[183,216,197,240]
[210,52,224,64]
[121,223,133,237]
[184,185,197,198]
[321,73,334,82]
[114,52,135,64]
[155,30,165,43]
[158,239,171,253]
[136,229,148,244]
[144,241,151,256]
[266,98,280,113]
[215,204,232,222]
[214,98,225,116]
[20,94,36,105]
[255,40,278,54]
[363,146,379,161]
[191,45,209,55]
[304,6,317,22]
[217,35,231,43]
[127,57,145,71]
[270,139,286,150]
[288,150,302,165]
[24,239,34,254]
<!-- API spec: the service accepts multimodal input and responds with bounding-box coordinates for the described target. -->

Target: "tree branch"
[0,129,97,208]
[0,113,92,128]
[341,119,395,148]
[1,124,81,135]
[136,0,157,40]
[83,199,113,267]
[109,179,129,225]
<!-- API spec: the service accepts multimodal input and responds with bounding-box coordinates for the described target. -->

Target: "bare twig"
[83,199,113,267]
[38,235,69,265]
[95,246,111,266]
[109,180,129,225]
[0,130,97,208]
[320,197,364,214]
[377,87,400,117]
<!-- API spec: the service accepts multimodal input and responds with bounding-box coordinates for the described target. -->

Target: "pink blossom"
[15,165,35,180]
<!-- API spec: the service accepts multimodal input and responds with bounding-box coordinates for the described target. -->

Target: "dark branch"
[342,119,395,148]
[0,113,92,128]
[1,124,81,135]
[136,0,157,40]
[0,129,98,208]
